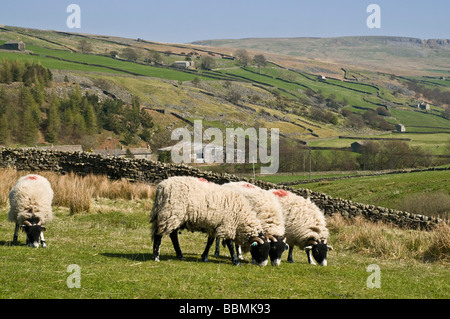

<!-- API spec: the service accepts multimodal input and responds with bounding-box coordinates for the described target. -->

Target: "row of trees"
[0,59,52,86]
[277,138,441,173]
[406,80,450,107]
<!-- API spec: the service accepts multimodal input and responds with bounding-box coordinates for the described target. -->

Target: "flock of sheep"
[8,174,332,267]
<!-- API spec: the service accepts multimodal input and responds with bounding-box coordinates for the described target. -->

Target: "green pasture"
[0,198,448,299]
[293,169,450,216]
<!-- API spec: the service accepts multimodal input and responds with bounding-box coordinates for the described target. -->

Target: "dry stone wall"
[0,147,443,230]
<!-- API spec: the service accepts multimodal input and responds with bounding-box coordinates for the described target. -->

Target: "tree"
[199,56,215,70]
[78,39,93,54]
[146,50,162,64]
[235,49,251,66]
[122,48,139,61]
[253,54,267,73]
[46,96,61,143]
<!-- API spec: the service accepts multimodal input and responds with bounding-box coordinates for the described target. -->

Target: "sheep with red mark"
[270,189,332,266]
[214,182,288,266]
[8,174,54,248]
[150,176,271,266]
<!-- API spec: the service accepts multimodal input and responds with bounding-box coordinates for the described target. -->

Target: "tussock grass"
[0,168,155,215]
[327,214,449,264]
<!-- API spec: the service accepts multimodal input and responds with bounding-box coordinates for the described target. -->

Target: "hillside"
[192,36,450,75]
[0,26,449,171]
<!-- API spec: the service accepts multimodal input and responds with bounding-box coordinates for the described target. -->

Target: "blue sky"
[1,0,449,43]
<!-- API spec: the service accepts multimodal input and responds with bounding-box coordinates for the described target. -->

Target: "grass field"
[294,169,450,219]
[0,169,448,299]
[0,201,448,299]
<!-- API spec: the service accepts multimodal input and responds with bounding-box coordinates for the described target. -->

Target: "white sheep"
[150,176,271,266]
[270,189,332,266]
[8,174,54,248]
[220,182,288,266]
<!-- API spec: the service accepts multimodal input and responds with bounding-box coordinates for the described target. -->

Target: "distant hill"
[0,26,449,172]
[191,36,450,75]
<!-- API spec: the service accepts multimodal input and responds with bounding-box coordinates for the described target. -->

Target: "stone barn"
[396,124,406,132]
[0,41,25,51]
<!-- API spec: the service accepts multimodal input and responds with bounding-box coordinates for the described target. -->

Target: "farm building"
[0,41,25,51]
[351,141,368,153]
[396,124,406,132]
[417,102,430,111]
[318,75,326,82]
[172,61,195,69]
[22,145,83,152]
[158,142,223,163]
[92,145,152,160]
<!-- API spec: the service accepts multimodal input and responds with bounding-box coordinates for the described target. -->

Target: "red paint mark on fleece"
[26,175,38,180]
[272,189,290,197]
[198,178,209,183]
[241,183,255,189]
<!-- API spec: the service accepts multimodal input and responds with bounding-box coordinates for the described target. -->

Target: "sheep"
[211,182,288,266]
[150,176,271,266]
[270,189,332,266]
[8,174,54,248]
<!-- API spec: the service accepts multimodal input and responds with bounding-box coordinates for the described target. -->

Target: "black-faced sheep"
[270,189,332,266]
[220,182,288,266]
[8,174,54,248]
[150,176,271,266]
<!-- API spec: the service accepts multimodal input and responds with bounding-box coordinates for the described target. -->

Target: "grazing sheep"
[212,182,288,266]
[270,189,332,266]
[8,174,54,248]
[150,176,271,266]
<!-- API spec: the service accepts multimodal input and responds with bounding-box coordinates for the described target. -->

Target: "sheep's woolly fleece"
[223,182,285,237]
[8,174,54,225]
[270,189,329,248]
[150,176,263,247]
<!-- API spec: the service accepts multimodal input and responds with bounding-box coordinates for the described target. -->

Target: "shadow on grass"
[100,252,243,265]
[0,240,27,247]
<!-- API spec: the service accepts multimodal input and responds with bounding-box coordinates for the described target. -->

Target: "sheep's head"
[21,218,46,248]
[249,234,270,266]
[304,238,333,266]
[267,235,289,266]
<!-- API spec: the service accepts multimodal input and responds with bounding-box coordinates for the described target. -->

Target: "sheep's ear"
[304,245,313,251]
[327,245,333,251]
[41,226,47,231]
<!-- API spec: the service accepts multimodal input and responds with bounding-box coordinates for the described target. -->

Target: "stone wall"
[0,147,443,230]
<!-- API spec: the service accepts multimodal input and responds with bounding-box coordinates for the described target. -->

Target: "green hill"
[0,26,449,171]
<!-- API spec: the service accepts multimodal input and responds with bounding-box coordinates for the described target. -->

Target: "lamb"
[8,174,54,248]
[270,189,332,266]
[150,176,271,266]
[212,182,288,266]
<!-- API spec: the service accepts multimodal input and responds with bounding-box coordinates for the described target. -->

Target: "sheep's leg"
[224,239,240,266]
[169,231,185,260]
[287,246,294,263]
[40,232,47,248]
[13,223,19,243]
[201,236,215,262]
[306,249,316,265]
[214,237,220,257]
[152,234,162,262]
[236,244,243,260]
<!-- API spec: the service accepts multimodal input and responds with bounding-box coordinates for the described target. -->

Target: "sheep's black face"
[250,235,270,266]
[310,242,329,266]
[21,224,45,248]
[269,236,289,266]
[304,239,333,266]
